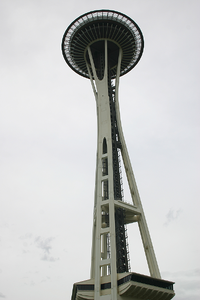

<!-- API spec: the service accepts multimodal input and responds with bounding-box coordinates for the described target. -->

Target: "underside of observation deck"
[62,10,144,78]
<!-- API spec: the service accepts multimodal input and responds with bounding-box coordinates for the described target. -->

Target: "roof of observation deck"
[62,10,144,78]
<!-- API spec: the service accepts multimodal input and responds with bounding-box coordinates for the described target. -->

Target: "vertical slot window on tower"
[100,232,111,278]
[100,264,111,279]
[100,233,107,260]
[102,180,109,200]
[103,138,107,154]
[102,157,108,176]
[101,205,109,228]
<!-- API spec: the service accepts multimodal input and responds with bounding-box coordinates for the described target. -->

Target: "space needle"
[62,9,175,300]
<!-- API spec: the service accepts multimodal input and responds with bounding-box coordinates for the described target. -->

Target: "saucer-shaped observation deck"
[62,10,144,79]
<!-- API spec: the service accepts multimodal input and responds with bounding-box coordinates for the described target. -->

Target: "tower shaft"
[88,40,160,300]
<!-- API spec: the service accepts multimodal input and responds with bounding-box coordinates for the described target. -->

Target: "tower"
[62,10,175,300]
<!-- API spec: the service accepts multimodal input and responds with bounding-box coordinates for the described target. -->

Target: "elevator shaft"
[107,70,129,273]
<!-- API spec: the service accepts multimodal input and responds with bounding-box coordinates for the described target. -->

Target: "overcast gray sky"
[0,1,200,299]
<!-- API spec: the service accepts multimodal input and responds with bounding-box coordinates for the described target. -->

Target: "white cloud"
[164,208,182,226]
[41,254,59,262]
[35,236,54,254]
[163,269,200,300]
[0,293,5,298]
[34,236,59,262]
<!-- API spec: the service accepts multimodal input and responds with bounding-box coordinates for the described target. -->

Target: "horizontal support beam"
[115,200,141,215]
[100,259,110,267]
[101,228,110,234]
